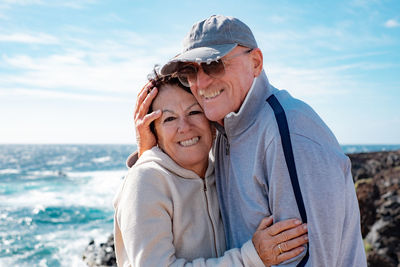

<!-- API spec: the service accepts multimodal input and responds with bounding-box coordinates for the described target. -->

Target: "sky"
[0,0,399,144]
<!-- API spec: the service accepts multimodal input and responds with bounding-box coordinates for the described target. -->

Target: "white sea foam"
[0,257,15,267]
[91,156,112,163]
[0,226,98,266]
[35,226,110,267]
[66,169,126,208]
[46,156,69,165]
[25,170,68,179]
[0,145,134,267]
[8,157,19,163]
[32,205,45,214]
[0,167,126,266]
[0,169,126,210]
[0,168,20,174]
[60,228,111,266]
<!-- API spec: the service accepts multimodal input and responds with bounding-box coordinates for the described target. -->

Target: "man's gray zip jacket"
[214,70,367,266]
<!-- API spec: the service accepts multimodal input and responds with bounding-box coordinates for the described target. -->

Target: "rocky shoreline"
[83,149,400,267]
[349,150,400,266]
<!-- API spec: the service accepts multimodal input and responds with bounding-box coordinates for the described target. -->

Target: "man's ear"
[251,48,263,77]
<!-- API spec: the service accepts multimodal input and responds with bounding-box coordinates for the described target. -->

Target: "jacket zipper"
[223,133,230,155]
[203,180,218,256]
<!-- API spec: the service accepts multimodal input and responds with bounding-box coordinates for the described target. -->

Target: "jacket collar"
[221,70,275,137]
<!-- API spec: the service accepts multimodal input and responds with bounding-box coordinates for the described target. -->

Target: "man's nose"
[194,66,213,89]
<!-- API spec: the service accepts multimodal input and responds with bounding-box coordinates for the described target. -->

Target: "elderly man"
[135,15,366,266]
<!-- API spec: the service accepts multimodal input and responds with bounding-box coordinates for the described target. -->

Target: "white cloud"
[1,52,153,93]
[264,59,396,100]
[0,87,131,103]
[350,0,381,8]
[0,32,178,95]
[0,32,58,44]
[2,0,43,5]
[258,24,393,55]
[1,0,96,8]
[101,13,125,23]
[59,0,97,9]
[267,15,287,24]
[266,64,351,98]
[0,22,181,96]
[385,19,400,28]
[0,9,8,19]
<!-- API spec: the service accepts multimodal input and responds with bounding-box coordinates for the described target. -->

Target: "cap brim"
[160,43,237,75]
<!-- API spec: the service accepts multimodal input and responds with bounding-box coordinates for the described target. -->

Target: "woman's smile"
[178,136,200,147]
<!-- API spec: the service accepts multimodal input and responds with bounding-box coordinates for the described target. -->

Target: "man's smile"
[199,89,224,100]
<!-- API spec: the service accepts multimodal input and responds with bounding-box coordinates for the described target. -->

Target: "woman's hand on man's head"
[134,81,161,157]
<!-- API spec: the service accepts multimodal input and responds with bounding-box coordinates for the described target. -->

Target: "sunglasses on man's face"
[176,48,253,87]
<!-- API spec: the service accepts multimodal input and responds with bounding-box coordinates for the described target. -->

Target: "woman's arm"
[114,167,308,267]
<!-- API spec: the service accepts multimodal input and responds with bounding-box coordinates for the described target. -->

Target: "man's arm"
[266,135,366,266]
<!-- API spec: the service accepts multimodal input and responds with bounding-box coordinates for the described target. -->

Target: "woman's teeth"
[179,137,199,147]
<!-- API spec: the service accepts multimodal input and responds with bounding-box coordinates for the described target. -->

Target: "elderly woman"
[114,74,307,266]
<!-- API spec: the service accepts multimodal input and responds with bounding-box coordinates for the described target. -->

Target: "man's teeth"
[179,137,199,147]
[199,89,222,99]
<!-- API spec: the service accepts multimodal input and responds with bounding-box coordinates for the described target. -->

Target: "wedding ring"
[278,244,284,254]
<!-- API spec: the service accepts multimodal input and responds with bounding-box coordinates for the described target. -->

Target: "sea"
[1,144,400,267]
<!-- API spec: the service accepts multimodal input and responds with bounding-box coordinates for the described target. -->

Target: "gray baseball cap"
[160,15,258,75]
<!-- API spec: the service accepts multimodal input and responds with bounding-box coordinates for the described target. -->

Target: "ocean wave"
[0,220,112,267]
[0,144,135,267]
[0,168,20,175]
[0,169,126,209]
[0,204,113,266]
[25,170,68,179]
[91,156,112,163]
[0,227,107,267]
[32,206,110,225]
[46,156,69,166]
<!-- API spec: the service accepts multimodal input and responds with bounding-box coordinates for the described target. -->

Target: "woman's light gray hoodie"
[114,146,264,267]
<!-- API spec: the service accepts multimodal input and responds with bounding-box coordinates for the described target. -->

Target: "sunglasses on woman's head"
[176,48,253,87]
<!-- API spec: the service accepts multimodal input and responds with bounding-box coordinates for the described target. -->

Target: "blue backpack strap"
[266,94,309,266]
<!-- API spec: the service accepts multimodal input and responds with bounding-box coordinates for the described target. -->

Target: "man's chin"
[204,109,227,124]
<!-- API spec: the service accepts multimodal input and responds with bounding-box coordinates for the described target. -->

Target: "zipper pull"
[225,138,230,155]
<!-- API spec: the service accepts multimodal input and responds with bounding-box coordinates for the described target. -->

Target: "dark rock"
[356,179,379,237]
[82,234,116,267]
[367,251,396,267]
[349,149,400,266]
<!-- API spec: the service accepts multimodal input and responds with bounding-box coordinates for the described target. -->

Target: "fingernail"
[303,224,307,230]
[304,235,308,240]
[299,246,305,251]
[294,220,301,225]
